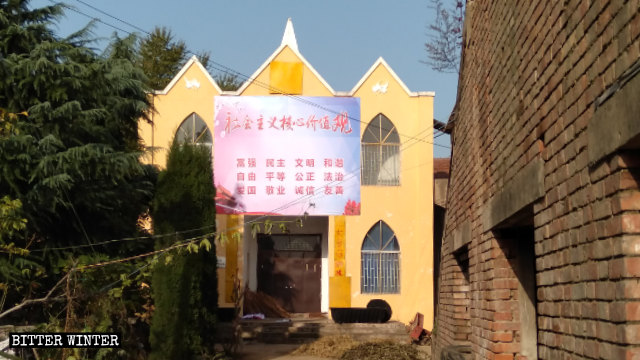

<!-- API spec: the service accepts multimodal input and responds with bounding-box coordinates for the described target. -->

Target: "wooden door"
[257,234,321,313]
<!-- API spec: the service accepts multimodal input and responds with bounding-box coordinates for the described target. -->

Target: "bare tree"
[424,0,465,73]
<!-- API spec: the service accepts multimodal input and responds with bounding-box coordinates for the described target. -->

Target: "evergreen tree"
[149,141,217,360]
[137,26,243,91]
[0,0,155,320]
[214,72,243,91]
[138,26,187,90]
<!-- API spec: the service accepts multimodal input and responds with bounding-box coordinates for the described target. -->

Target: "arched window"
[361,221,400,293]
[175,113,212,146]
[361,114,400,186]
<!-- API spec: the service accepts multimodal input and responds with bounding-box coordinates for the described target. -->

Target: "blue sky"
[33,0,456,157]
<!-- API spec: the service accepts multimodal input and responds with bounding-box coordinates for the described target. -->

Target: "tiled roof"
[434,158,450,179]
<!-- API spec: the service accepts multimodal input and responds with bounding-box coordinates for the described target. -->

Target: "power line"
[61,0,450,149]
[73,0,151,36]
[205,60,451,149]
[17,1,453,296]
[30,224,216,252]
[55,2,131,35]
[30,1,449,262]
[72,131,443,289]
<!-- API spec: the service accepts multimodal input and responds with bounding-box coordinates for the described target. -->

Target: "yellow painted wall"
[139,61,220,168]
[140,40,434,327]
[326,64,434,326]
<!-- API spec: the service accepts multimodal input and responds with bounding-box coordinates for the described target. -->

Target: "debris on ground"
[407,312,432,345]
[292,335,430,360]
[340,341,429,360]
[243,290,290,318]
[292,335,361,359]
[241,313,265,320]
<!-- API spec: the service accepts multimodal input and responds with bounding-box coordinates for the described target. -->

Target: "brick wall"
[434,1,640,359]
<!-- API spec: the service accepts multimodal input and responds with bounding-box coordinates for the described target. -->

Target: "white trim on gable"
[349,57,435,98]
[152,24,434,99]
[281,18,298,52]
[153,55,223,95]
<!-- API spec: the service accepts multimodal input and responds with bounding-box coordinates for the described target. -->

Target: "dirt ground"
[237,343,332,360]
[235,342,432,360]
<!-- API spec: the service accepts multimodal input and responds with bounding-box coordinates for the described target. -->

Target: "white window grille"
[361,220,400,294]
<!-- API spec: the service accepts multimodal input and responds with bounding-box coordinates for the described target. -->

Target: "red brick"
[622,214,640,233]
[618,191,640,212]
[621,324,640,344]
[434,1,640,357]
[491,331,514,342]
[491,342,520,354]
[494,354,514,360]
[626,257,640,277]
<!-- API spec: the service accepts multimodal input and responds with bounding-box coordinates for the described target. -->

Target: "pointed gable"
[154,55,222,96]
[140,56,221,168]
[237,19,334,96]
[350,57,435,98]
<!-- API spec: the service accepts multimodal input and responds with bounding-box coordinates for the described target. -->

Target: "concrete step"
[217,318,410,344]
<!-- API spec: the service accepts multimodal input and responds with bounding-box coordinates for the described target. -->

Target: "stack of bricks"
[434,0,640,359]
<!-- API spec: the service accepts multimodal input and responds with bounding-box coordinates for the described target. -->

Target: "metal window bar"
[361,144,400,186]
[361,251,400,293]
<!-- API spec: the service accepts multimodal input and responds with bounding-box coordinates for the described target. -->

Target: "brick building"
[434,1,640,359]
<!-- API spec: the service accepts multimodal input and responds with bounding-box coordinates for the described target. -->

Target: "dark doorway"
[496,224,538,359]
[257,234,322,313]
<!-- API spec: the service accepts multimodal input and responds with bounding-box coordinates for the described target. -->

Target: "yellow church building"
[139,19,435,327]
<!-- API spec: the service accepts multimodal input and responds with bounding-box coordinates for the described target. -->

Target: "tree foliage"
[214,72,243,91]
[137,26,242,91]
[138,26,187,90]
[149,141,217,360]
[0,0,156,340]
[424,0,465,73]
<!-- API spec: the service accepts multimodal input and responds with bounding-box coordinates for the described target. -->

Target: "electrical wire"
[33,1,453,288]
[58,0,451,149]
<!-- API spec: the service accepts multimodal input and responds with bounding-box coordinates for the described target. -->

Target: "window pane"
[361,221,400,293]
[361,252,379,294]
[381,252,400,293]
[361,144,380,185]
[361,114,400,186]
[379,115,399,144]
[383,236,399,251]
[362,234,378,250]
[368,223,381,249]
[176,113,212,145]
[176,116,195,144]
[381,222,393,244]
[378,145,400,185]
[362,123,380,143]
[192,114,212,145]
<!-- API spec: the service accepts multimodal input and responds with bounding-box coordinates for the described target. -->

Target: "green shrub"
[149,142,217,360]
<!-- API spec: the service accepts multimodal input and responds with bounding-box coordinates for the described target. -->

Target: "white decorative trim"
[372,81,388,94]
[184,77,200,89]
[349,57,435,98]
[153,55,222,95]
[153,24,436,99]
[281,18,298,52]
